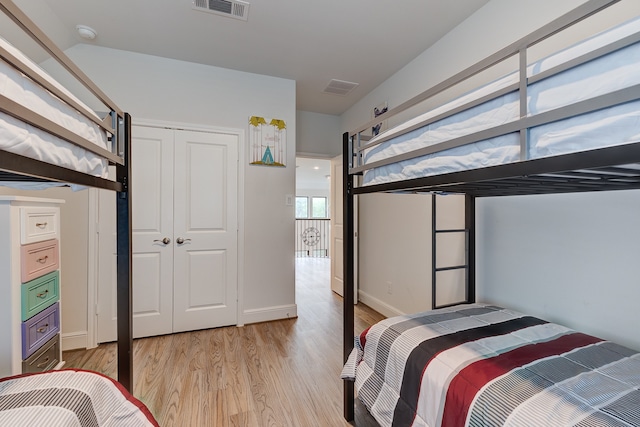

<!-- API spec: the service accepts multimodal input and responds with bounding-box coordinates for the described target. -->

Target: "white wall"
[476,191,640,350]
[60,45,297,327]
[296,110,341,158]
[340,0,640,349]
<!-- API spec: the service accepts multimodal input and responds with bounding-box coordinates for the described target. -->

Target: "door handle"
[153,237,171,245]
[176,237,191,245]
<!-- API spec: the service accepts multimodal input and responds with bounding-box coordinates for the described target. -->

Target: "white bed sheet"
[363,15,640,186]
[0,37,109,178]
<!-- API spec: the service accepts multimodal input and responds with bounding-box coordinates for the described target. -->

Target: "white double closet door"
[97,125,238,341]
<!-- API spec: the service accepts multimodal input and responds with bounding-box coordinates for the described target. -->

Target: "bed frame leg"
[465,194,476,304]
[116,113,133,392]
[343,131,356,421]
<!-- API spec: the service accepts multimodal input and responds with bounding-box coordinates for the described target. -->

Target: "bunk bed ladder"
[431,193,475,309]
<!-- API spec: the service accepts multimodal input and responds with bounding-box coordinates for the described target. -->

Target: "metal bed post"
[431,194,437,308]
[116,113,133,392]
[343,131,355,421]
[465,194,476,304]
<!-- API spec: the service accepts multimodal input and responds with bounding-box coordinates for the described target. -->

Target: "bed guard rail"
[346,0,627,179]
[0,0,126,167]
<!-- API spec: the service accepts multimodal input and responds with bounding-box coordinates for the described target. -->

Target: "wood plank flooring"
[64,258,384,426]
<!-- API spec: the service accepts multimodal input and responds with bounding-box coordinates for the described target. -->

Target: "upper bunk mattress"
[0,37,109,178]
[363,15,640,186]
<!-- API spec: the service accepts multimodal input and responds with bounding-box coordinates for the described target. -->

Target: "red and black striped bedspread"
[0,369,158,426]
[341,303,640,427]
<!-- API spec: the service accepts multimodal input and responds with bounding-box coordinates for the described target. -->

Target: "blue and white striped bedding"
[363,15,640,186]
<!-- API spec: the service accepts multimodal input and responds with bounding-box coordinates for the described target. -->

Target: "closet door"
[172,130,238,332]
[97,126,175,341]
[130,126,175,338]
[97,125,238,342]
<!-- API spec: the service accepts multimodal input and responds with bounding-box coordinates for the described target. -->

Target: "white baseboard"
[242,304,298,325]
[62,331,88,351]
[357,291,404,318]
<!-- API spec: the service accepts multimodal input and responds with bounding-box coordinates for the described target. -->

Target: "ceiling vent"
[323,79,359,96]
[193,0,250,21]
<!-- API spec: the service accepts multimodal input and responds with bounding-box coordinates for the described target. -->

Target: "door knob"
[153,237,171,245]
[176,237,191,244]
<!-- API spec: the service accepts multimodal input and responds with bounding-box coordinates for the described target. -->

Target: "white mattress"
[0,37,109,178]
[363,15,640,186]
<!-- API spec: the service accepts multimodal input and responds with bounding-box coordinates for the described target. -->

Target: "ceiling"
[296,157,331,191]
[30,0,489,116]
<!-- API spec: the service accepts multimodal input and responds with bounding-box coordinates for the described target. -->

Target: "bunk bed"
[342,0,640,425]
[0,1,154,425]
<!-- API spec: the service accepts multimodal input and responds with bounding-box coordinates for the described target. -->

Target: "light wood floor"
[64,258,384,426]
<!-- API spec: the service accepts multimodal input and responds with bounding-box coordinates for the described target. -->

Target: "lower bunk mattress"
[0,369,158,426]
[342,303,640,427]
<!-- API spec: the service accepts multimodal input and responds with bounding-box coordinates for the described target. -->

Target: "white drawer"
[20,207,60,244]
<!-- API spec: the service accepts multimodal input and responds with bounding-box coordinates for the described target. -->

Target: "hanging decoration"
[249,116,287,167]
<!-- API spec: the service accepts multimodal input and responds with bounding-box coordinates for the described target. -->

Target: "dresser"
[0,196,64,377]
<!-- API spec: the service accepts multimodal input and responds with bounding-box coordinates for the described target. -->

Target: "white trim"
[357,290,404,318]
[242,304,298,325]
[237,128,246,327]
[296,151,335,159]
[62,331,87,351]
[133,118,242,136]
[86,188,98,349]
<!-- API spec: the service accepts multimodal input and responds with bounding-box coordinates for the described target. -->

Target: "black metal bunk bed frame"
[342,0,640,421]
[0,0,134,392]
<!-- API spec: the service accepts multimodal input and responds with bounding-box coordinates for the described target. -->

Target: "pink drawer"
[21,302,60,359]
[21,239,59,283]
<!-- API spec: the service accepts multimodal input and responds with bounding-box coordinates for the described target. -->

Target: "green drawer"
[21,271,59,321]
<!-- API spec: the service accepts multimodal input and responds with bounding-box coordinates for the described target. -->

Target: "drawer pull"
[36,357,50,369]
[35,222,48,228]
[36,290,49,299]
[37,324,50,334]
[36,256,49,263]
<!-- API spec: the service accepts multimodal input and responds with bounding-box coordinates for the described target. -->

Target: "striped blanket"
[0,369,158,426]
[341,303,640,427]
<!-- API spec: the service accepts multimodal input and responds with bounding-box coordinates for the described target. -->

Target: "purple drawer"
[21,302,60,359]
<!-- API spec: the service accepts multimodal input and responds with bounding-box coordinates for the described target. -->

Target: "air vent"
[193,0,250,21]
[323,79,359,96]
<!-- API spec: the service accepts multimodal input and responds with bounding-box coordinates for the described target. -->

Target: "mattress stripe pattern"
[443,332,602,426]
[394,315,548,426]
[0,369,159,426]
[342,303,640,427]
[0,388,99,426]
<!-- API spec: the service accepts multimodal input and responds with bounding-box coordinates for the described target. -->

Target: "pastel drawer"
[22,334,60,374]
[21,271,59,321]
[20,239,59,283]
[20,206,59,244]
[21,302,60,359]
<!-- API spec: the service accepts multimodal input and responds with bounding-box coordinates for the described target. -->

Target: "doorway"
[295,156,331,291]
